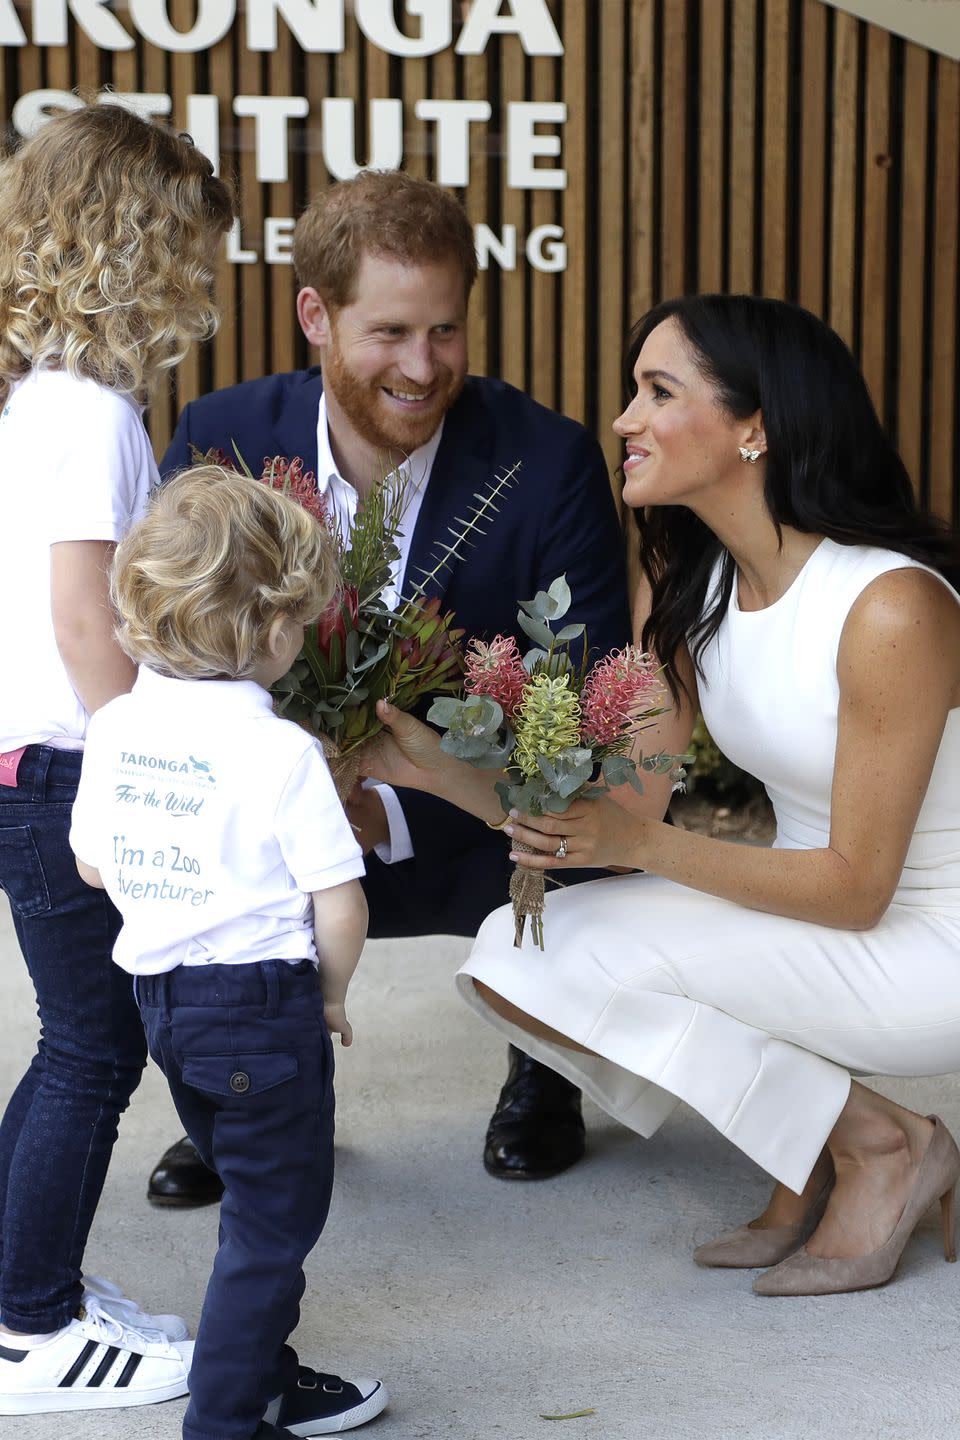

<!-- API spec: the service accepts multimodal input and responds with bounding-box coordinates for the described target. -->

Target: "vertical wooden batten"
[1,0,956,520]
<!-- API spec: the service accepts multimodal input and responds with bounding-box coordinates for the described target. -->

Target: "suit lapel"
[404,383,494,603]
[275,369,323,476]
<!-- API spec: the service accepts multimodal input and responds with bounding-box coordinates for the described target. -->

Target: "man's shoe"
[264,1367,388,1435]
[147,1136,224,1208]
[0,1305,193,1414]
[483,1046,585,1180]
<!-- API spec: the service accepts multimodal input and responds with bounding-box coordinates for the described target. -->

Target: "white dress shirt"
[315,392,445,863]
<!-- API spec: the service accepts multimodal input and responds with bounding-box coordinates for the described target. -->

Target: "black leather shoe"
[483,1046,585,1180]
[147,1135,224,1207]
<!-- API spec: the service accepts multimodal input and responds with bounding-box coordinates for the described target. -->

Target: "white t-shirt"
[0,368,157,751]
[70,667,365,976]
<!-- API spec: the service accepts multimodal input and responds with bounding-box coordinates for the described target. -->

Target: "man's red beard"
[322,336,465,457]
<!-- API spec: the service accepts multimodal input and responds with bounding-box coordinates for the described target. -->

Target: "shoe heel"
[940,1186,956,1263]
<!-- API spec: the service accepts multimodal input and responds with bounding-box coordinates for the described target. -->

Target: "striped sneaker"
[0,1303,192,1414]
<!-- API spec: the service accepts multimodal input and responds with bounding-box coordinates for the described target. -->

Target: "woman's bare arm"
[509,569,960,931]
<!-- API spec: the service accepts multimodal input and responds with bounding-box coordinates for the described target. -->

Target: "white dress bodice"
[697,539,960,906]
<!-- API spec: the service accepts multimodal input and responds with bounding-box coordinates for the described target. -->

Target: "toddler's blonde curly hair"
[112,467,339,681]
[0,101,234,406]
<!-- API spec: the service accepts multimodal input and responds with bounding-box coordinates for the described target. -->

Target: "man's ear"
[297,287,332,349]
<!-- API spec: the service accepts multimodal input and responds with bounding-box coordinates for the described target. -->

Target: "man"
[149,169,631,1208]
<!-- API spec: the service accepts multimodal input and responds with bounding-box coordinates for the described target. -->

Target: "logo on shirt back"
[120,752,216,784]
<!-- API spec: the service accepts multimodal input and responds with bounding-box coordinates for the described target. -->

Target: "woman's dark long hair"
[628,294,958,701]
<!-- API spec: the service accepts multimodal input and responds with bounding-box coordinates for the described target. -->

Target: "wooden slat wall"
[2,0,958,516]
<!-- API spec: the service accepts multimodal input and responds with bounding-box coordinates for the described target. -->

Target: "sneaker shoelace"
[83,1286,169,1343]
[79,1295,172,1352]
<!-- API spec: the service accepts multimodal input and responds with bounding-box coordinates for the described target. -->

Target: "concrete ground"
[2,895,960,1440]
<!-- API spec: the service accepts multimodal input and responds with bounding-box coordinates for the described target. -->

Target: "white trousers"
[457,874,960,1192]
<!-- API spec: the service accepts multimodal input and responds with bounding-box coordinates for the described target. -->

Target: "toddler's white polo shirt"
[70,668,364,976]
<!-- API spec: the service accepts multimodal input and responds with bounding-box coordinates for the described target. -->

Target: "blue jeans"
[0,746,146,1332]
[136,959,336,1440]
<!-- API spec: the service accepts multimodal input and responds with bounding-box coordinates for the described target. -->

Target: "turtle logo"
[189,756,216,784]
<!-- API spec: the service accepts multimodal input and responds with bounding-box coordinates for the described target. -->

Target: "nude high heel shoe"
[753,1115,960,1297]
[693,1174,834,1269]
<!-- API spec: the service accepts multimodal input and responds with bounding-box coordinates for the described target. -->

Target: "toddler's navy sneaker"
[264,1367,388,1435]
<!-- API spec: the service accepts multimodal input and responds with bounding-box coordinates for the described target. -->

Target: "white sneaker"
[0,1305,193,1414]
[83,1276,190,1342]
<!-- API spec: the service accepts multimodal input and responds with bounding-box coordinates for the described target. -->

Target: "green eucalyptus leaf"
[553,623,585,644]
[538,756,558,785]
[518,611,557,648]
[428,697,467,726]
[546,574,572,617]
[519,590,555,621]
[493,779,513,814]
[440,734,506,765]
[556,772,589,799]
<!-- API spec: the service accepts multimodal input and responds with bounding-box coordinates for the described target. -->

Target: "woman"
[0,103,233,1412]
[362,294,960,1297]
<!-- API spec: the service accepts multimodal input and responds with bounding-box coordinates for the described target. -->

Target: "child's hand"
[324,1002,353,1047]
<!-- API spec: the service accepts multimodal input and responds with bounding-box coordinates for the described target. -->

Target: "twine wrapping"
[319,732,363,805]
[508,842,545,950]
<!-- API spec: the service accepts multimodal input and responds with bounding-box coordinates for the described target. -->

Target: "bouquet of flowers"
[192,446,519,799]
[427,577,681,948]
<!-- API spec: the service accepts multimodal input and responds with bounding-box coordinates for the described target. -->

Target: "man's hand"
[345,784,390,855]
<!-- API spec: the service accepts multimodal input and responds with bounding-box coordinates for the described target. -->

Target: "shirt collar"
[315,390,445,499]
[133,666,275,715]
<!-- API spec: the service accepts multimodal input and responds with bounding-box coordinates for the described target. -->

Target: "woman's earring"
[739,446,763,463]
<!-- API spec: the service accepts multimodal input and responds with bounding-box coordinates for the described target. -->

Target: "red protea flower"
[580,646,666,747]
[260,455,329,527]
[316,585,360,663]
[464,634,529,719]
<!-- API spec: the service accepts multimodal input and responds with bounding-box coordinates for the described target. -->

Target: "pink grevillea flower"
[580,646,666,747]
[464,634,529,719]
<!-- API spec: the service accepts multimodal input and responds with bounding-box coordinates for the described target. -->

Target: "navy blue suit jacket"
[162,370,631,937]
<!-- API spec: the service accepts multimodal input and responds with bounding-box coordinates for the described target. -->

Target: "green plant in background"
[686,715,765,805]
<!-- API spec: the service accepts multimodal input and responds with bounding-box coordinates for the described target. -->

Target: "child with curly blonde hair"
[0,101,232,1414]
[70,467,387,1440]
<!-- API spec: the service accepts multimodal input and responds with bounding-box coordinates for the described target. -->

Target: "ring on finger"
[555,837,567,860]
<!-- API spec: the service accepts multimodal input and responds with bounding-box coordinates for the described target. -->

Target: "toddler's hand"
[324,1002,353,1046]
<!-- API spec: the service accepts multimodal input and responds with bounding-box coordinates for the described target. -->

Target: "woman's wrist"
[432,762,506,827]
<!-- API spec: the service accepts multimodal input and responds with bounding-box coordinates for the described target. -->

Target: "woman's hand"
[505,794,650,871]
[356,700,447,791]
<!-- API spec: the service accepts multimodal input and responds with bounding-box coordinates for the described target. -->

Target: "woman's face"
[613,318,756,511]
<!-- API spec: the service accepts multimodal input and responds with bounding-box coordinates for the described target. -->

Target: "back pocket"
[181,1051,300,1100]
[0,827,51,918]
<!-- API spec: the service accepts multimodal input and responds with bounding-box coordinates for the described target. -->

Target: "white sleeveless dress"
[457,541,960,1193]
